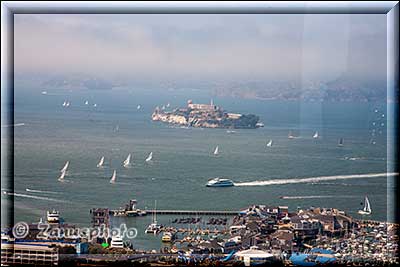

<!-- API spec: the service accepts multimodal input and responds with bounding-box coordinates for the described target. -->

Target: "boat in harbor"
[145,200,161,234]
[206,178,234,187]
[266,140,273,147]
[145,152,153,162]
[60,161,69,173]
[338,137,344,147]
[313,131,319,139]
[161,232,173,242]
[123,154,131,168]
[358,196,372,215]
[110,170,117,184]
[213,146,219,156]
[97,156,105,168]
[110,235,124,248]
[47,210,60,224]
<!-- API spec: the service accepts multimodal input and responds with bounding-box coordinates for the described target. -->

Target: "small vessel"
[97,156,105,168]
[313,131,319,139]
[123,154,131,167]
[62,101,67,107]
[60,161,69,173]
[161,105,166,110]
[288,131,295,139]
[84,100,89,105]
[47,210,60,224]
[266,140,273,147]
[256,122,265,127]
[145,152,153,162]
[338,138,344,147]
[166,103,170,108]
[226,130,236,134]
[110,235,124,248]
[110,170,117,184]
[206,177,234,187]
[137,105,141,110]
[145,200,161,234]
[161,232,173,242]
[213,146,219,156]
[358,196,372,215]
[58,170,66,182]
[65,102,70,107]
[41,91,47,95]
[93,103,97,107]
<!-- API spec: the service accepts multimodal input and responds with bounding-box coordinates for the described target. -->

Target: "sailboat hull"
[358,210,371,215]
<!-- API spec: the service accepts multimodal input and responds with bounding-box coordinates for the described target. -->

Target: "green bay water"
[4,87,393,249]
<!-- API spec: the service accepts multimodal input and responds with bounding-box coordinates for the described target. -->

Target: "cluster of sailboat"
[62,100,98,107]
[264,131,344,148]
[57,152,154,184]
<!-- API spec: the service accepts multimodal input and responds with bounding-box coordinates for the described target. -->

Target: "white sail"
[137,105,141,110]
[313,131,319,139]
[60,161,69,173]
[145,152,153,162]
[364,196,372,213]
[62,101,67,107]
[84,100,89,105]
[266,140,273,147]
[58,170,66,181]
[97,156,105,168]
[66,102,70,107]
[213,146,219,155]
[123,154,131,167]
[110,170,117,184]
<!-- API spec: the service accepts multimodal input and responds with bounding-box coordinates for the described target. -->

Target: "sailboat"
[213,146,219,156]
[313,131,319,139]
[145,152,153,162]
[65,102,70,107]
[145,200,161,234]
[338,138,344,147]
[109,170,117,184]
[137,105,141,110]
[60,161,69,173]
[358,196,372,215]
[84,100,89,105]
[62,101,67,107]
[58,170,66,182]
[288,131,295,139]
[97,156,105,168]
[123,154,131,167]
[266,140,273,147]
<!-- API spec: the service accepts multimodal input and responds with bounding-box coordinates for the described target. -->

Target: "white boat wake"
[234,172,398,187]
[6,192,68,203]
[26,188,62,194]
[1,123,25,128]
[280,195,358,200]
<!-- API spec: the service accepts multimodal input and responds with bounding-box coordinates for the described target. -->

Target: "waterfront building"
[1,243,59,266]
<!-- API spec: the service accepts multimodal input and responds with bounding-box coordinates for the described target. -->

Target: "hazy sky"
[14,14,386,83]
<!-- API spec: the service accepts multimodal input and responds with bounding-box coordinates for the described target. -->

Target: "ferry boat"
[206,178,234,187]
[47,210,60,224]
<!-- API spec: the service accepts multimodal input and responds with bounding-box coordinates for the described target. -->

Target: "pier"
[110,209,238,216]
[146,209,238,215]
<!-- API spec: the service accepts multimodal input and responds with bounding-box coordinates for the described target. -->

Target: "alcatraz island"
[152,100,263,129]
